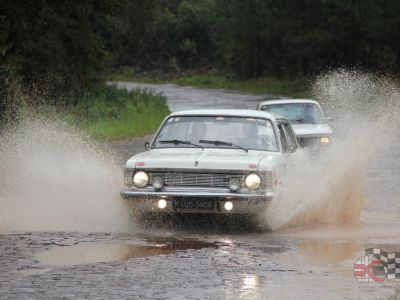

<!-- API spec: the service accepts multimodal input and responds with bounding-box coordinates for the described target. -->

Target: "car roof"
[258,99,320,106]
[168,109,284,120]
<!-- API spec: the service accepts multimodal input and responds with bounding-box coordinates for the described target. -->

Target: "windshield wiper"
[199,139,248,152]
[294,118,305,123]
[159,139,203,149]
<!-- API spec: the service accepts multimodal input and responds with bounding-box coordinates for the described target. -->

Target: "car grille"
[298,137,320,148]
[125,169,272,189]
[149,171,244,188]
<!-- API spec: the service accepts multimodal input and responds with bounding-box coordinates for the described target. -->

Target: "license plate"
[177,199,214,209]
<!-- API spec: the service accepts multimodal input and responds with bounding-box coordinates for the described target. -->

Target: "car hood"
[126,148,278,171]
[291,123,333,137]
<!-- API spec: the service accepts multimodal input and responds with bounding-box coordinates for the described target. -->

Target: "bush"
[68,85,169,140]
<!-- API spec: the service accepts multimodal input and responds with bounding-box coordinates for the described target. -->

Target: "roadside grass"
[110,68,312,98]
[174,73,311,98]
[66,85,169,140]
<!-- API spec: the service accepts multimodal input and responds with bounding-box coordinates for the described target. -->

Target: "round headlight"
[133,171,149,188]
[245,173,261,190]
[229,178,241,192]
[151,176,164,190]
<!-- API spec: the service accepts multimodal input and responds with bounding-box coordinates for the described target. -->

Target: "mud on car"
[121,109,301,226]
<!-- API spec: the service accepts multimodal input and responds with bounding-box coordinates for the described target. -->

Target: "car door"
[277,118,312,205]
[278,119,304,168]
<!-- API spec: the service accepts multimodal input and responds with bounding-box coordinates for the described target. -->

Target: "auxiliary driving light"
[158,199,167,209]
[245,173,261,190]
[151,176,164,190]
[224,201,233,211]
[133,171,149,188]
[229,178,241,192]
[320,137,330,145]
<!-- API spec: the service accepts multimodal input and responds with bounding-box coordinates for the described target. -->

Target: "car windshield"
[260,103,324,124]
[153,116,278,152]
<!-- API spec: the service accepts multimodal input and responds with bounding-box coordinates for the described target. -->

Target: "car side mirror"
[144,141,150,151]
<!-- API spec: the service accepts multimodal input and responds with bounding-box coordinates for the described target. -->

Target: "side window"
[282,124,297,151]
[277,124,288,152]
[278,123,297,152]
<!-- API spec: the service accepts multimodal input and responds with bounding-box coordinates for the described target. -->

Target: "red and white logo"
[353,255,385,283]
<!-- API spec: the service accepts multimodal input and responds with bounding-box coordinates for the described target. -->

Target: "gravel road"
[1,82,399,300]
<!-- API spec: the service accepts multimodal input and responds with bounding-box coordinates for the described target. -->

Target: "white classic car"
[121,109,301,221]
[257,99,333,148]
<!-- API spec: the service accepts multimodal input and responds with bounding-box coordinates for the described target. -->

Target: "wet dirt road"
[1,82,400,299]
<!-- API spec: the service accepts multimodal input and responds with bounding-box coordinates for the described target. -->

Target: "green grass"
[174,73,311,98]
[110,68,312,98]
[67,85,169,140]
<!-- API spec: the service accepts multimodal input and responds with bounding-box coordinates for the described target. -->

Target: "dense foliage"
[1,0,400,123]
[0,0,126,124]
[110,0,400,78]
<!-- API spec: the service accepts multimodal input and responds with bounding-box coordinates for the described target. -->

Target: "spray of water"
[267,69,400,230]
[0,117,130,233]
[1,70,398,233]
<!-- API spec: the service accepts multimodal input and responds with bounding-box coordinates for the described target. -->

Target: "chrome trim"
[297,134,332,138]
[129,169,272,190]
[149,171,244,188]
[137,168,259,174]
[121,189,273,200]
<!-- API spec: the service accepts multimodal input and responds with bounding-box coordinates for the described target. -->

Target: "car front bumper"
[121,187,273,214]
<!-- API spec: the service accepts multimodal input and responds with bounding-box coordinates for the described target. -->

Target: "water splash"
[267,69,400,230]
[0,117,130,233]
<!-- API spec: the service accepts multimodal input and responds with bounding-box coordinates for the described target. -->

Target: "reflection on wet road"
[36,237,220,266]
[2,223,397,299]
[2,226,400,299]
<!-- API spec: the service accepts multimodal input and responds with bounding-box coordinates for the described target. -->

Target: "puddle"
[35,237,219,267]
[296,240,363,265]
[269,237,400,280]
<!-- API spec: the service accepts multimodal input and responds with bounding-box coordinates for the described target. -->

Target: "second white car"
[257,99,333,148]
